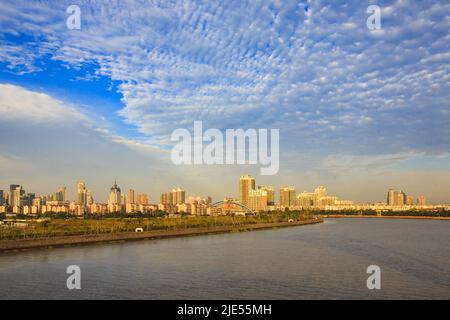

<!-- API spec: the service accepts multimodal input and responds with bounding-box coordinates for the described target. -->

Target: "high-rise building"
[239,175,255,207]
[397,191,406,206]
[54,186,67,202]
[297,191,317,208]
[108,181,122,205]
[8,184,21,207]
[387,188,396,206]
[258,185,275,206]
[248,189,268,212]
[387,188,411,206]
[417,195,427,206]
[129,189,135,204]
[171,188,185,205]
[77,182,87,205]
[160,188,185,205]
[86,190,94,205]
[160,192,170,204]
[314,186,327,198]
[11,185,23,207]
[20,193,34,206]
[280,186,296,207]
[137,193,149,205]
[76,182,93,206]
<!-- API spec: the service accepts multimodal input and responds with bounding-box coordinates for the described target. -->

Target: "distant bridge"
[211,200,254,213]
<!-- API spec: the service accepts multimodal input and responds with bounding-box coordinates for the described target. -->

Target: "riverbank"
[0,218,322,253]
[324,215,450,221]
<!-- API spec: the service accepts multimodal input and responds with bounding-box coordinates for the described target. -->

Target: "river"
[1,218,449,299]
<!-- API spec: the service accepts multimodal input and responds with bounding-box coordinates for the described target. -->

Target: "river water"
[1,218,449,299]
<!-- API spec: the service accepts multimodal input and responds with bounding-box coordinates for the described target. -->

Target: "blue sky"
[0,0,449,203]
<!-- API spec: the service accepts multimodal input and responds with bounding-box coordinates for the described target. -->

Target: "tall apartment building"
[297,191,316,208]
[279,186,296,207]
[172,188,186,204]
[129,189,135,204]
[248,189,268,212]
[160,192,171,204]
[258,185,275,206]
[239,175,255,207]
[160,188,185,205]
[137,193,149,205]
[387,188,409,206]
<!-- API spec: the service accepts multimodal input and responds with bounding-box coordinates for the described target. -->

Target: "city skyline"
[1,1,450,204]
[0,176,435,206]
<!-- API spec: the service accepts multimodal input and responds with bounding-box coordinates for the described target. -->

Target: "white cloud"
[0,1,448,155]
[321,152,419,173]
[0,83,86,123]
[0,1,450,202]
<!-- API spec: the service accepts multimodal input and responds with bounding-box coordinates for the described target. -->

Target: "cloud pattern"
[0,0,450,203]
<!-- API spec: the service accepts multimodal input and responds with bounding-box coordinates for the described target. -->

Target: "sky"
[0,0,449,204]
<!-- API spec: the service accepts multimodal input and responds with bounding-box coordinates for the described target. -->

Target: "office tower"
[417,195,427,206]
[77,182,87,205]
[21,193,35,206]
[54,186,67,202]
[129,189,135,204]
[0,190,3,205]
[61,187,67,201]
[76,182,93,206]
[108,181,122,205]
[8,184,20,207]
[239,175,255,207]
[9,184,20,193]
[11,185,24,207]
[86,190,94,205]
[387,188,396,206]
[280,186,296,207]
[258,186,275,206]
[248,189,268,212]
[314,186,327,198]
